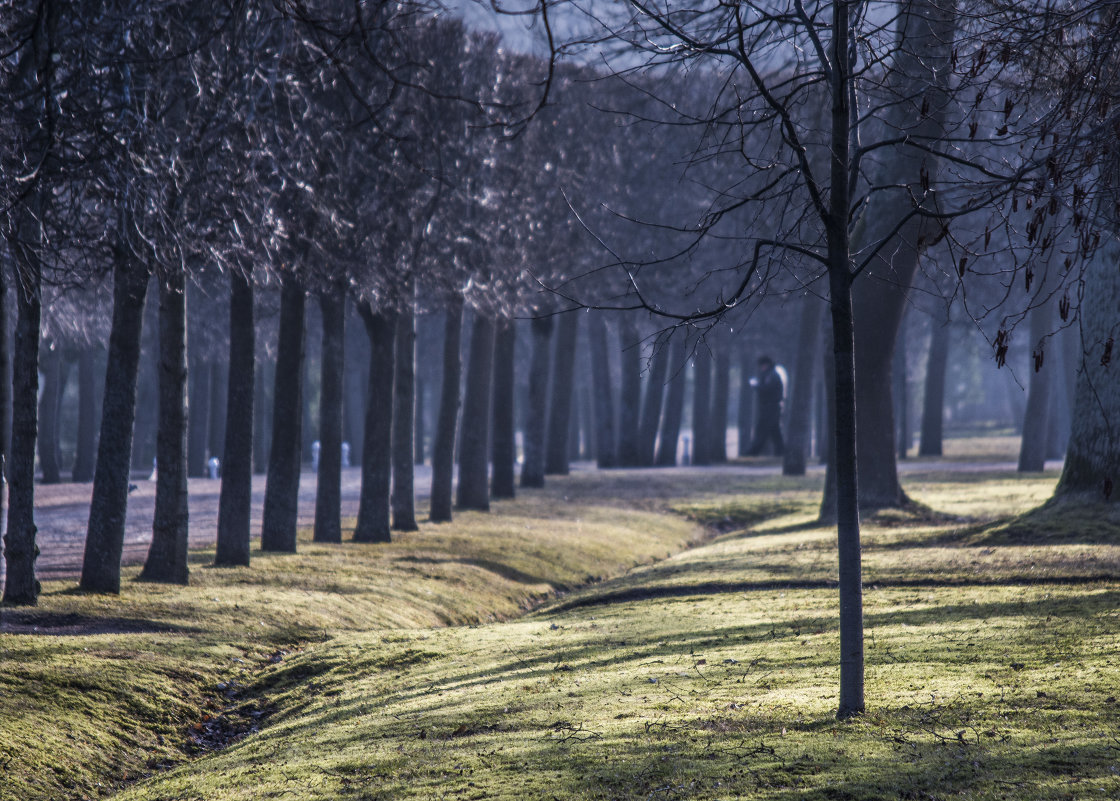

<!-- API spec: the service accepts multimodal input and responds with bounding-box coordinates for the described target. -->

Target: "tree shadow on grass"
[0,609,200,636]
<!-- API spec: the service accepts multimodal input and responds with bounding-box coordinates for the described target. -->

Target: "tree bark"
[260,280,305,552]
[616,317,643,466]
[391,306,418,531]
[430,298,463,521]
[544,312,578,475]
[918,318,950,457]
[457,314,495,510]
[353,305,394,542]
[637,336,670,466]
[710,343,731,463]
[491,318,516,499]
[784,297,825,476]
[691,345,713,466]
[215,269,254,566]
[313,286,345,543]
[72,348,99,482]
[520,315,552,487]
[36,343,64,484]
[79,261,150,594]
[140,272,190,584]
[344,307,367,466]
[588,311,617,469]
[1018,300,1057,472]
[655,335,688,466]
[187,351,210,477]
[3,227,43,604]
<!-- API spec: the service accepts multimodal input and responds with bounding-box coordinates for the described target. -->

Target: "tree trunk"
[655,335,687,466]
[616,317,643,466]
[784,297,825,476]
[1053,233,1120,499]
[140,272,189,584]
[918,318,950,457]
[344,307,367,466]
[72,348,99,482]
[710,342,731,464]
[187,351,210,477]
[414,376,426,465]
[391,306,418,531]
[313,286,345,544]
[430,298,463,521]
[520,315,552,487]
[637,336,670,466]
[457,314,495,510]
[260,280,305,553]
[737,349,754,457]
[79,260,150,595]
[691,344,713,466]
[491,318,516,499]
[894,314,910,460]
[215,269,255,566]
[3,229,43,604]
[253,357,270,474]
[588,311,617,469]
[1018,299,1056,472]
[353,305,394,542]
[208,358,228,468]
[545,312,578,475]
[37,343,64,484]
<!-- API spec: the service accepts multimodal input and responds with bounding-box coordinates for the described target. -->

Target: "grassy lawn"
[4,461,1120,800]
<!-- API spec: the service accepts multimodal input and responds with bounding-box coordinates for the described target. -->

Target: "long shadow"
[0,609,200,636]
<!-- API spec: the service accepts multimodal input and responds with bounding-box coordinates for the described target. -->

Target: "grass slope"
[0,487,700,801]
[111,467,1120,801]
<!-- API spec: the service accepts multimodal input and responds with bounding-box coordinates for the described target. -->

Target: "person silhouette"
[748,355,785,456]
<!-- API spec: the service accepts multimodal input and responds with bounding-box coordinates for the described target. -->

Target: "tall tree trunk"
[253,357,270,474]
[579,378,596,460]
[260,280,305,552]
[588,311,617,469]
[457,314,495,510]
[520,315,552,487]
[344,307,367,466]
[655,335,687,466]
[545,312,578,475]
[710,343,731,463]
[414,377,426,465]
[215,269,255,566]
[430,298,462,521]
[918,318,950,457]
[1054,233,1120,500]
[313,287,345,543]
[301,347,315,464]
[353,306,394,542]
[3,228,43,604]
[79,260,150,594]
[37,343,64,484]
[1018,300,1057,472]
[491,318,516,499]
[637,337,670,466]
[187,352,210,477]
[737,349,754,457]
[140,271,190,584]
[72,347,98,482]
[894,313,910,460]
[691,345,713,466]
[784,297,825,476]
[391,306,418,531]
[616,317,642,466]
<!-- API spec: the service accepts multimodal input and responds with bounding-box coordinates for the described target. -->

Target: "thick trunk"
[1054,235,1120,499]
[784,297,825,476]
[588,312,617,468]
[544,312,578,475]
[737,349,754,457]
[655,335,688,466]
[457,314,495,510]
[215,269,255,566]
[918,318,950,457]
[637,337,670,466]
[691,345,713,466]
[79,261,150,594]
[353,306,394,542]
[3,235,42,604]
[710,344,731,463]
[72,348,99,482]
[520,315,552,487]
[260,280,305,553]
[140,272,189,584]
[36,343,64,484]
[1018,300,1056,472]
[430,298,463,521]
[313,287,345,543]
[391,307,418,531]
[616,317,643,466]
[187,351,210,477]
[491,318,516,499]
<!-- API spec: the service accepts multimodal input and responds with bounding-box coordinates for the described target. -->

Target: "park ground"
[2,438,1119,800]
